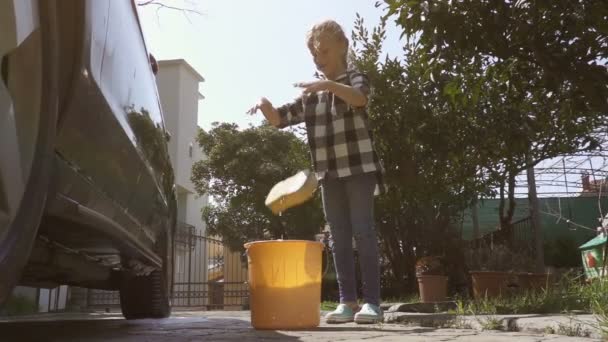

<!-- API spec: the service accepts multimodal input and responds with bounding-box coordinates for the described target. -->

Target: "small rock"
[380,303,398,311]
[387,301,457,313]
[384,312,409,324]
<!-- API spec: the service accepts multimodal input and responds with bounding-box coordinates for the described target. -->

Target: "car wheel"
[119,227,173,319]
[0,1,58,305]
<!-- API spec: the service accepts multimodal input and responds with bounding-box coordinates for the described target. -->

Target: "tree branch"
[137,0,202,22]
[498,174,506,226]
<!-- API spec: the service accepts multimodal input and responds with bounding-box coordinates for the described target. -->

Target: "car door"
[54,0,172,249]
[98,0,173,240]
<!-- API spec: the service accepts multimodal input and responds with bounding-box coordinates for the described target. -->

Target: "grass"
[544,326,556,334]
[544,317,592,338]
[592,298,608,339]
[479,316,504,331]
[556,321,592,338]
[449,272,607,338]
[321,273,608,337]
[382,294,420,304]
[453,272,608,316]
[450,316,473,330]
[588,279,608,339]
[593,292,608,340]
[321,301,338,311]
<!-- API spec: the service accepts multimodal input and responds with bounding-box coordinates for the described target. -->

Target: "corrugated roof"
[579,234,607,249]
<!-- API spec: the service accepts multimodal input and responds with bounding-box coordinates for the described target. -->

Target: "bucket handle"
[242,241,333,278]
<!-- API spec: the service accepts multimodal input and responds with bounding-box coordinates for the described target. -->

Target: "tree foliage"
[192,122,324,251]
[351,16,477,293]
[350,0,608,291]
[381,0,608,227]
[190,2,607,294]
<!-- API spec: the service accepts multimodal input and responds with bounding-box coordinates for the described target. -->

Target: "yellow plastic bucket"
[244,240,324,330]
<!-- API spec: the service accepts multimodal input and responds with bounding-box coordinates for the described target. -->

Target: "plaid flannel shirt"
[276,70,385,194]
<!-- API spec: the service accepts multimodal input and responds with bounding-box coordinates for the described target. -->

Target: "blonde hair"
[306,20,349,65]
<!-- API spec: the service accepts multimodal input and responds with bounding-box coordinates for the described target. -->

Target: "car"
[0,0,177,319]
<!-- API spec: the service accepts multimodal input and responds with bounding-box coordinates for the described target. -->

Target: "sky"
[137,0,403,131]
[136,1,608,205]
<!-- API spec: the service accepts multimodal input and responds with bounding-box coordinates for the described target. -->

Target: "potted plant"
[416,256,448,303]
[511,252,553,291]
[467,244,519,298]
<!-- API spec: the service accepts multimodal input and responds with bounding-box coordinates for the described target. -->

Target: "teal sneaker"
[325,304,355,324]
[354,303,384,324]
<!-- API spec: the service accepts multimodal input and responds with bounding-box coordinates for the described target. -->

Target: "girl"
[248,19,384,324]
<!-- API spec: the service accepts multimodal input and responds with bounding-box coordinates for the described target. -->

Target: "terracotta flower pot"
[470,271,512,299]
[517,273,552,291]
[417,275,448,303]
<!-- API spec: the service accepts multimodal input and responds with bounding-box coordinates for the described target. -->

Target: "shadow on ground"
[0,314,290,342]
[0,312,441,342]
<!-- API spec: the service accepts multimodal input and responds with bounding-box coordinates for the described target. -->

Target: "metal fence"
[468,216,535,259]
[172,224,249,309]
[7,286,69,313]
[86,223,249,310]
[512,216,535,255]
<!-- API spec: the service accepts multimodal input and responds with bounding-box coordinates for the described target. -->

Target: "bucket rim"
[244,239,324,249]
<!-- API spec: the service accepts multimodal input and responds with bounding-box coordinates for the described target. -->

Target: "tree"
[381,0,608,229]
[351,16,482,294]
[351,0,608,292]
[137,0,200,13]
[137,0,202,22]
[191,122,325,251]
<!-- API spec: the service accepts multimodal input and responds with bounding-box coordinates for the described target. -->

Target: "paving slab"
[385,312,603,340]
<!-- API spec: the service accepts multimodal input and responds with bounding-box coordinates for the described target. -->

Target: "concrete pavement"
[0,310,604,341]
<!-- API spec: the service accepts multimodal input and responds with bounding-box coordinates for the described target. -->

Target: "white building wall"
[155,65,180,171]
[186,144,208,235]
[175,67,199,194]
[157,61,194,195]
[156,59,208,235]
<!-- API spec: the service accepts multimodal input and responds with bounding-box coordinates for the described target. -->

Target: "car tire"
[0,0,59,305]
[119,229,173,319]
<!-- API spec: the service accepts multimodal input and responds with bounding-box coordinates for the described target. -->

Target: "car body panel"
[0,0,39,56]
[0,0,176,292]
[20,0,174,285]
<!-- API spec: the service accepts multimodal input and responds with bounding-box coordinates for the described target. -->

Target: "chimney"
[582,173,591,191]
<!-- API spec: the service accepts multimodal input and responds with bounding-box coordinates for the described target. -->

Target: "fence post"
[187,228,192,307]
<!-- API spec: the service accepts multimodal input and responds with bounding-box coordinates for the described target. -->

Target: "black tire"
[119,269,170,319]
[0,1,58,305]
[119,229,173,319]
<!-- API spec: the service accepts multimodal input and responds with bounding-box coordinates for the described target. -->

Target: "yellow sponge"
[265,170,318,215]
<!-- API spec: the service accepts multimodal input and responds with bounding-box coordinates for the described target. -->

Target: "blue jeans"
[321,172,380,306]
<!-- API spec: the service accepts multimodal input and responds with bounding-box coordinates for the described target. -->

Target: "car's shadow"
[0,312,442,341]
[0,312,279,342]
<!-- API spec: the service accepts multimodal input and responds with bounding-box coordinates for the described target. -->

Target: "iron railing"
[86,224,249,310]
